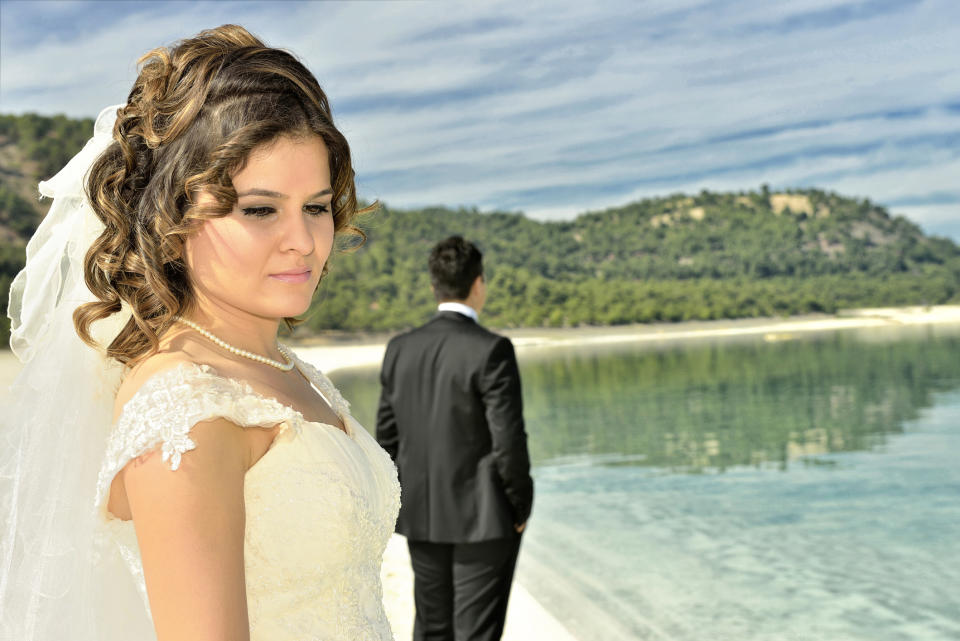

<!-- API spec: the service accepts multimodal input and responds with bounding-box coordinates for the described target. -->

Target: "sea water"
[334,324,960,641]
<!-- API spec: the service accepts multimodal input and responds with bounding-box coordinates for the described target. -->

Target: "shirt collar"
[437,302,479,323]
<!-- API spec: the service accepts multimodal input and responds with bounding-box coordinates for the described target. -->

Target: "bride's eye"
[242,206,276,218]
[304,204,331,216]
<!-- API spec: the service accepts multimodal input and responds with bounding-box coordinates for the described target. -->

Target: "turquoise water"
[334,325,960,640]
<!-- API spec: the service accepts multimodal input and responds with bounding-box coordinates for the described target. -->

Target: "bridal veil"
[0,105,154,639]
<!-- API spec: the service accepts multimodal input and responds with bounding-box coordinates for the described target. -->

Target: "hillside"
[306,194,960,331]
[0,113,94,242]
[1,112,959,342]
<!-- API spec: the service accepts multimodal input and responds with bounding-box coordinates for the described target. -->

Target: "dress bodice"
[94,353,401,640]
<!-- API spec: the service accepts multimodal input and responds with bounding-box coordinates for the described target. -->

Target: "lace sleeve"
[94,362,302,520]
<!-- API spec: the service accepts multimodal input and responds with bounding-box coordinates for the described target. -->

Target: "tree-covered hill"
[0,114,94,241]
[1,112,959,344]
[307,193,960,332]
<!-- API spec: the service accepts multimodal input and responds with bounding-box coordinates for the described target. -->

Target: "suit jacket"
[376,311,534,543]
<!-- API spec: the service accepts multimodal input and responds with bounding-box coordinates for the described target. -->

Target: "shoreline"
[4,305,960,640]
[291,305,960,374]
[3,306,959,378]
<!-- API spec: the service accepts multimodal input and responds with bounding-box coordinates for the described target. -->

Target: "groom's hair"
[429,236,483,302]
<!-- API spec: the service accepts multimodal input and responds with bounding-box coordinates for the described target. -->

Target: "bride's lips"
[269,268,312,284]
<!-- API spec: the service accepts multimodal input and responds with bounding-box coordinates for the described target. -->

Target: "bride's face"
[184,134,335,322]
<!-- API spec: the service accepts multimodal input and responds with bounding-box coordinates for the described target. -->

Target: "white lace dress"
[94,352,401,640]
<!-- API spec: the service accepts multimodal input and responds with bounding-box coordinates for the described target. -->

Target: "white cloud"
[1,0,958,238]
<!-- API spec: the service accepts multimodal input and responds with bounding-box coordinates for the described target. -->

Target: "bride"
[1,25,399,641]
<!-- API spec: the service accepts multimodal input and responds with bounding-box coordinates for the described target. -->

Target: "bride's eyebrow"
[236,188,333,199]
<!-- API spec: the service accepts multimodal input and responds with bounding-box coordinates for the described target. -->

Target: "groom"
[376,235,534,641]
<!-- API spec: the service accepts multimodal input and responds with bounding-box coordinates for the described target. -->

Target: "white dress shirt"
[437,302,479,323]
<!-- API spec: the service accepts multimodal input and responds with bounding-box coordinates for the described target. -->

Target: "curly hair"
[73,24,371,365]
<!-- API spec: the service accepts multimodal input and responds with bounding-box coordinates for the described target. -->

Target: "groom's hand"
[514,521,526,533]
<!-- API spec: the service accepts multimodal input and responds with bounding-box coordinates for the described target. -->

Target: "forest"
[1,112,959,345]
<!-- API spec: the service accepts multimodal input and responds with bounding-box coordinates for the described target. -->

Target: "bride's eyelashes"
[241,206,275,217]
[304,204,331,216]
[241,204,331,218]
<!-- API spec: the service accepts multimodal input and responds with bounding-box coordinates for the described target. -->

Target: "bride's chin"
[236,290,315,321]
[272,298,314,319]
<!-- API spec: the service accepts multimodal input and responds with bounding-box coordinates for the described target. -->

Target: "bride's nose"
[279,210,316,255]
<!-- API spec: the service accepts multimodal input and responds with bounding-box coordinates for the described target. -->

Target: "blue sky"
[2,0,958,240]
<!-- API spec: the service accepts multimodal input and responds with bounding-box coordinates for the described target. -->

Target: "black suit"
[377,310,534,641]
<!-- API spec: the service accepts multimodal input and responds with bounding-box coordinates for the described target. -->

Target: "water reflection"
[332,325,960,474]
[333,326,960,640]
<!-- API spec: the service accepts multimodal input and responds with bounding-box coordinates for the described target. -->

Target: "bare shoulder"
[115,353,189,404]
[108,385,252,520]
[122,416,250,490]
[113,330,221,421]
[107,333,251,521]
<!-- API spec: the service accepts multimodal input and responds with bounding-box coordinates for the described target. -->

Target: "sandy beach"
[291,304,960,374]
[3,304,960,640]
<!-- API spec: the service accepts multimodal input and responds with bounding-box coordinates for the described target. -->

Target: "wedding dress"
[95,353,401,640]
[0,103,401,640]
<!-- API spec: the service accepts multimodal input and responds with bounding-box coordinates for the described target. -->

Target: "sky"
[1,0,959,240]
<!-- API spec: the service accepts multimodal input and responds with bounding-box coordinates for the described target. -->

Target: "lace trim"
[290,351,351,417]
[95,352,343,519]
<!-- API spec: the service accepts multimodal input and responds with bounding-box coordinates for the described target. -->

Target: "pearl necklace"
[173,316,295,371]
